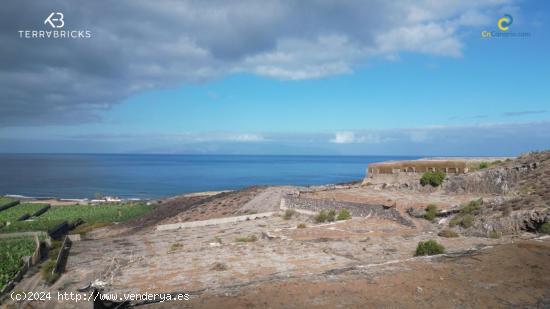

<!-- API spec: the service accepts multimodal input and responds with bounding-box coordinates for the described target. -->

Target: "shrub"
[336,209,351,221]
[420,171,446,187]
[315,210,328,223]
[539,222,550,234]
[449,214,475,229]
[169,243,183,252]
[297,223,306,228]
[460,199,482,215]
[327,209,336,222]
[460,214,475,228]
[235,235,258,243]
[48,240,63,260]
[415,240,445,256]
[41,260,60,285]
[424,204,438,222]
[438,229,458,238]
[283,209,296,220]
[478,162,489,169]
[489,230,501,239]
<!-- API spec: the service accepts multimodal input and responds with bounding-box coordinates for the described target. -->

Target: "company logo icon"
[44,12,64,28]
[481,14,528,39]
[18,12,91,39]
[497,14,513,31]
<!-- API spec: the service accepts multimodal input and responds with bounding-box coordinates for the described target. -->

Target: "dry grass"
[235,235,258,243]
[71,222,112,235]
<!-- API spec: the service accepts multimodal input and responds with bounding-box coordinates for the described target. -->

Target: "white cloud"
[1,0,514,125]
[229,134,265,142]
[330,131,360,144]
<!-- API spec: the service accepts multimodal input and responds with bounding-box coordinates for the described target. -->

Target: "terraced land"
[0,202,155,233]
[0,203,49,222]
[0,197,16,206]
[0,236,36,290]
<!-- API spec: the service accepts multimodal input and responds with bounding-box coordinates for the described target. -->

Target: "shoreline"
[2,179,364,205]
[2,190,235,205]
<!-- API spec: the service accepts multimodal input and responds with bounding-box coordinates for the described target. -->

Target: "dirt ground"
[163,237,550,309]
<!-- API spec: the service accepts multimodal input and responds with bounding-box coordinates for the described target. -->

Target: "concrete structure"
[367,160,470,176]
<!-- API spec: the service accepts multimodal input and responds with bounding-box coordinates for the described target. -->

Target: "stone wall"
[281,195,414,227]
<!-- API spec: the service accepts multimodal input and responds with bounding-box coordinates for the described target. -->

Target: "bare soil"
[177,238,550,309]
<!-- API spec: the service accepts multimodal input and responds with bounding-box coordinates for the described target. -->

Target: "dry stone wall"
[282,195,414,227]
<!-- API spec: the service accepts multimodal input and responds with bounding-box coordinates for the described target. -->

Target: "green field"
[0,203,155,233]
[0,197,17,207]
[0,203,48,222]
[0,236,36,290]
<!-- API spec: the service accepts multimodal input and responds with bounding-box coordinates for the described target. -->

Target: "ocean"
[0,154,418,199]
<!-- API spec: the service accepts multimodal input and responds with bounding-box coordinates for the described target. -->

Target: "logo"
[481,14,530,39]
[18,12,92,39]
[44,12,65,28]
[497,14,513,31]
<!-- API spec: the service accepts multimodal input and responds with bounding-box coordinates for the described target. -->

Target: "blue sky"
[1,0,549,155]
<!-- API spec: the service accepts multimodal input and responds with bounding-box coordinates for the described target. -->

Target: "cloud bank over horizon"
[0,0,516,126]
[2,121,548,156]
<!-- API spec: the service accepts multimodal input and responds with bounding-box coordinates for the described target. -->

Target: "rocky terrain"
[4,151,550,308]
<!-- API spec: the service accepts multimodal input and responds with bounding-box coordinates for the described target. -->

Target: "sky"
[0,0,549,155]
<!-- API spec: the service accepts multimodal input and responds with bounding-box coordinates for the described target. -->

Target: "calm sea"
[0,154,417,199]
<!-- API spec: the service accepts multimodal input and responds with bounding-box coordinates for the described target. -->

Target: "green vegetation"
[0,236,36,290]
[169,242,183,253]
[336,209,351,221]
[235,235,258,243]
[449,199,483,229]
[420,171,446,187]
[297,223,306,228]
[460,199,482,215]
[489,229,502,239]
[424,204,438,222]
[450,214,475,228]
[41,260,59,285]
[314,209,336,223]
[283,209,296,220]
[478,162,489,169]
[314,210,328,223]
[327,210,336,222]
[71,222,113,235]
[469,160,503,171]
[415,240,445,256]
[438,229,459,238]
[0,203,48,222]
[539,222,550,234]
[0,197,17,207]
[0,203,154,233]
[40,240,64,285]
